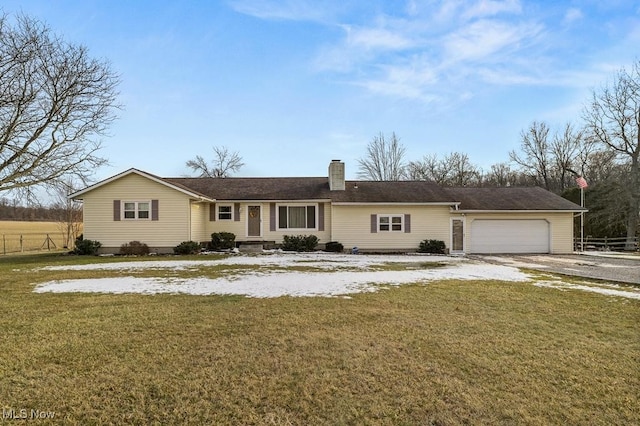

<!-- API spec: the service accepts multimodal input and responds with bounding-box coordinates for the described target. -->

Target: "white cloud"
[476,67,542,85]
[227,0,333,22]
[563,8,583,25]
[355,60,440,101]
[443,19,542,63]
[231,0,632,108]
[313,22,418,72]
[429,0,521,24]
[345,26,415,50]
[461,0,522,21]
[305,0,547,106]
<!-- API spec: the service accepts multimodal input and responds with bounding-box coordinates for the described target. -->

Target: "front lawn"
[1,253,638,424]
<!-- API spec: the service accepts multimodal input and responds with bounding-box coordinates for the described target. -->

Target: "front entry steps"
[238,241,276,253]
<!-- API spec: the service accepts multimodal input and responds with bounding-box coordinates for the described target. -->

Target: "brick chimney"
[328,160,345,191]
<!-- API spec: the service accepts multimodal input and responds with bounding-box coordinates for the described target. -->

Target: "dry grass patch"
[0,221,83,255]
[0,253,638,424]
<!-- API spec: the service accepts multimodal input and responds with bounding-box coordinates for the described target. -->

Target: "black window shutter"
[209,203,216,221]
[370,214,377,233]
[113,200,121,221]
[234,203,240,221]
[404,214,411,233]
[151,200,159,221]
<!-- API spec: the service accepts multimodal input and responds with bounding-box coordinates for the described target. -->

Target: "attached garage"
[469,219,550,254]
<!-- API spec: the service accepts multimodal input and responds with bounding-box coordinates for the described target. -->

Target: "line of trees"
[0,198,74,221]
[357,61,640,247]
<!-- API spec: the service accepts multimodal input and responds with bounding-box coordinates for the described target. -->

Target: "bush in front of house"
[324,241,344,253]
[73,236,102,255]
[174,241,201,255]
[210,232,236,250]
[119,240,150,256]
[418,239,446,254]
[281,234,319,252]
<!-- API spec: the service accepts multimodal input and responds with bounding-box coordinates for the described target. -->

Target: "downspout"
[188,200,192,244]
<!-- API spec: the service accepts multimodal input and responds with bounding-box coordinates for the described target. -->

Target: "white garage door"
[470,219,550,254]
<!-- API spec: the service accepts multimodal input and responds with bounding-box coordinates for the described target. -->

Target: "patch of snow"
[40,253,463,272]
[534,281,640,300]
[32,253,640,300]
[33,258,529,298]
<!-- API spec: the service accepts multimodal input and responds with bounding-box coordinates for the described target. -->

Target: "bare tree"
[550,123,584,192]
[509,121,552,190]
[407,152,479,186]
[407,153,446,183]
[483,162,520,187]
[186,146,245,178]
[581,149,618,184]
[583,60,640,249]
[357,132,406,180]
[0,14,119,196]
[445,152,480,186]
[509,121,590,193]
[52,179,83,249]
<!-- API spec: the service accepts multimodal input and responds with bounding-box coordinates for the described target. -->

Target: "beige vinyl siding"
[331,205,450,251]
[263,202,331,244]
[205,202,332,244]
[458,212,574,254]
[190,202,208,242]
[81,173,192,248]
[206,203,245,241]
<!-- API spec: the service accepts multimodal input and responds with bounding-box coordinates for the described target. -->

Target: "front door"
[247,205,261,238]
[451,218,464,252]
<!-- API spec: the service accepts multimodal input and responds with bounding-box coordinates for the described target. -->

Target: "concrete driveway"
[475,252,640,285]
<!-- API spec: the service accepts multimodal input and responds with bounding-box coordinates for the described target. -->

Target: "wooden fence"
[1,233,70,255]
[574,236,639,252]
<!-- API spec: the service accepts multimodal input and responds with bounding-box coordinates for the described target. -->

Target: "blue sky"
[3,0,639,181]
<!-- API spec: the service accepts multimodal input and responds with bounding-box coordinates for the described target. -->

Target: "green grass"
[1,253,638,424]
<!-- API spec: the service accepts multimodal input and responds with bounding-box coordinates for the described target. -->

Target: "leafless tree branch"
[0,13,120,197]
[186,146,245,178]
[357,132,406,181]
[583,60,640,248]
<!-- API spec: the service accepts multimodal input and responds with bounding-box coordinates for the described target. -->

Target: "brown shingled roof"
[335,180,456,203]
[163,177,458,204]
[446,187,585,211]
[163,176,583,210]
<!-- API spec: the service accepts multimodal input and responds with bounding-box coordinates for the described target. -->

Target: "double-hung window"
[217,205,233,220]
[123,201,150,220]
[278,204,316,230]
[378,214,403,232]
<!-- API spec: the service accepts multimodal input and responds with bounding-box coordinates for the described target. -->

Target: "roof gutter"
[453,209,588,213]
[332,202,459,206]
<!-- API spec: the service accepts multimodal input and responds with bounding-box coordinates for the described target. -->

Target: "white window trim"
[276,203,318,231]
[122,200,151,220]
[217,204,234,221]
[378,214,404,232]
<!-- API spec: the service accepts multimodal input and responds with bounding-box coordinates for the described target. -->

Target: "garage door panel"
[470,219,549,254]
